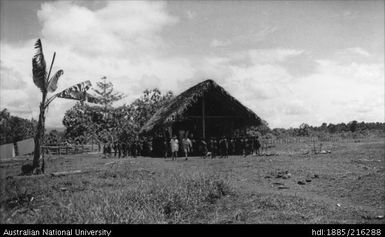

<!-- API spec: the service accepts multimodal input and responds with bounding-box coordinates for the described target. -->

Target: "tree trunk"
[33,92,47,169]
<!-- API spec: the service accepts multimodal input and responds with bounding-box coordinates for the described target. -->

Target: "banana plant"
[32,39,64,169]
[31,39,98,171]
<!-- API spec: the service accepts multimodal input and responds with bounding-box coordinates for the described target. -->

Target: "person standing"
[199,138,208,158]
[254,136,261,156]
[244,137,249,157]
[163,138,169,158]
[208,138,214,158]
[182,135,192,160]
[113,141,118,157]
[117,141,122,158]
[235,137,241,156]
[219,137,224,158]
[170,135,179,161]
[247,137,253,156]
[102,143,107,158]
[131,140,137,158]
[190,134,196,156]
[230,138,235,156]
[240,137,246,157]
[223,136,229,158]
[214,137,219,158]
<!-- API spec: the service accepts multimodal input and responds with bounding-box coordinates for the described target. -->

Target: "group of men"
[102,140,143,158]
[164,135,263,160]
[102,134,263,160]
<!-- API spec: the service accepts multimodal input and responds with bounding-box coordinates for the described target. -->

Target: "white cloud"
[234,26,277,44]
[37,1,178,57]
[0,1,186,126]
[179,48,384,128]
[346,47,370,57]
[248,48,304,64]
[0,63,27,90]
[210,26,277,49]
[210,39,231,48]
[186,10,196,20]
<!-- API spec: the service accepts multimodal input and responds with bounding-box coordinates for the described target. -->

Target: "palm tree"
[32,39,64,170]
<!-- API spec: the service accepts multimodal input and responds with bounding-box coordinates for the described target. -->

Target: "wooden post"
[202,95,206,139]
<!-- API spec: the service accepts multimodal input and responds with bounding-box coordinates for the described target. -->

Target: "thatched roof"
[140,79,262,134]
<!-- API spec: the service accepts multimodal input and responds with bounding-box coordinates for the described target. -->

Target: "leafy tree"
[246,120,271,137]
[44,130,63,145]
[112,89,174,142]
[358,121,367,131]
[336,123,348,133]
[62,88,174,143]
[0,109,36,145]
[298,123,310,136]
[129,89,173,130]
[320,122,328,131]
[327,123,337,133]
[62,103,93,142]
[348,120,358,133]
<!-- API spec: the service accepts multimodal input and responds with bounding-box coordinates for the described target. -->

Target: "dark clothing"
[235,139,242,155]
[131,142,138,158]
[103,145,106,155]
[113,142,118,157]
[254,138,261,155]
[190,139,196,156]
[163,141,169,158]
[208,140,214,153]
[230,139,236,155]
[247,139,253,155]
[219,138,229,158]
[213,139,218,158]
[199,140,208,157]
[118,143,122,158]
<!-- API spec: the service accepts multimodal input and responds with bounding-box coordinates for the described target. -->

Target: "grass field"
[0,138,384,224]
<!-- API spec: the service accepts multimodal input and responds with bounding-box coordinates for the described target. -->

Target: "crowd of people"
[102,134,264,160]
[166,135,263,160]
[102,139,145,158]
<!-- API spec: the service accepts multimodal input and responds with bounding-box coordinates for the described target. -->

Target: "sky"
[0,0,384,129]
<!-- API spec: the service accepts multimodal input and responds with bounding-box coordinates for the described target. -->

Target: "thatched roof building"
[140,79,262,139]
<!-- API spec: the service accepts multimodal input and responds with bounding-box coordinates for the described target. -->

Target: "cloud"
[0,63,27,90]
[346,47,370,57]
[186,10,196,20]
[234,26,277,44]
[210,39,231,48]
[179,48,384,128]
[210,26,277,48]
[0,2,383,129]
[37,1,178,57]
[0,1,185,126]
[248,48,304,64]
[282,100,310,116]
